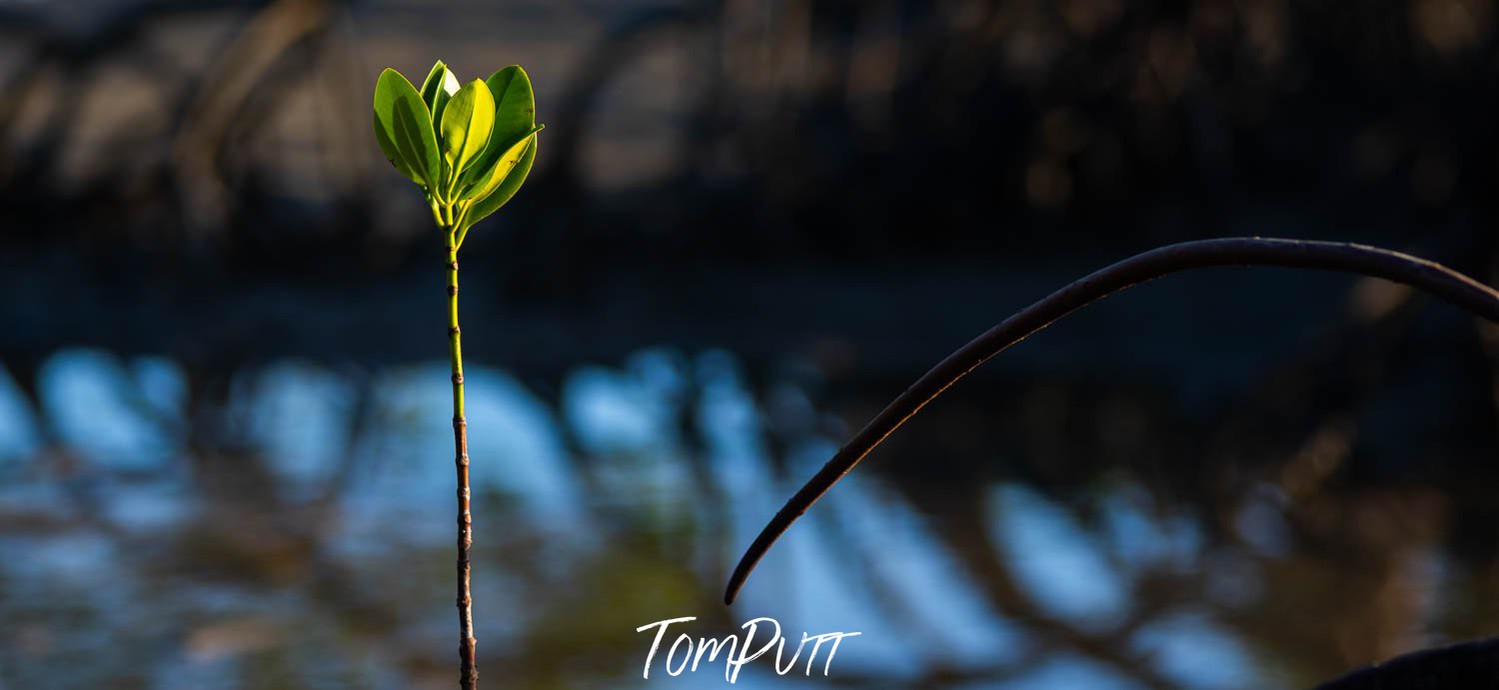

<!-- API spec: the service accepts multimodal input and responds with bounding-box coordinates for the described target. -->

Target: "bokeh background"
[2,0,1499,688]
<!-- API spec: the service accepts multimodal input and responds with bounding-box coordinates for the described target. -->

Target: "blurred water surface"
[1,324,1496,689]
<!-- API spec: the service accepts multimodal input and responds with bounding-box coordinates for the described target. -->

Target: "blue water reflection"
[40,349,172,470]
[989,484,1132,630]
[0,346,1382,689]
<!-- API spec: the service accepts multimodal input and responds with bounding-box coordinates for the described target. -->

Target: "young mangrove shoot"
[373,59,541,690]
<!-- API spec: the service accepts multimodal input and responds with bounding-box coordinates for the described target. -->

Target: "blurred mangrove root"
[725,237,1499,606]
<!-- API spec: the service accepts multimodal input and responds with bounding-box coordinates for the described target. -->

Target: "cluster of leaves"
[373,60,541,238]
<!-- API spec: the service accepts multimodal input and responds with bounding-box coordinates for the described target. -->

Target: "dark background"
[1,0,1497,688]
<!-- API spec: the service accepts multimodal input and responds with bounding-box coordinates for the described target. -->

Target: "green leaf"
[457,123,540,201]
[487,66,536,144]
[419,60,460,124]
[458,66,536,190]
[439,80,495,185]
[394,94,441,190]
[373,110,421,184]
[463,132,537,231]
[374,68,440,188]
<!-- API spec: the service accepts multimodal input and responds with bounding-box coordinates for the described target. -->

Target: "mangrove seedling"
[373,59,541,690]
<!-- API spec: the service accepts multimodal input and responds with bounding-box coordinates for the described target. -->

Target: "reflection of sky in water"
[1100,484,1202,575]
[39,349,173,470]
[1132,612,1257,690]
[988,484,1131,630]
[972,654,1148,690]
[0,347,1268,688]
[250,361,356,491]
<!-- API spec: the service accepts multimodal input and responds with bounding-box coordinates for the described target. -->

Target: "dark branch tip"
[723,237,1499,606]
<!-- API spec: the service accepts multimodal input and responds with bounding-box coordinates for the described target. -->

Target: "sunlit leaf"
[373,110,421,184]
[486,66,536,146]
[394,96,441,192]
[374,68,441,188]
[376,62,537,221]
[458,66,536,190]
[463,132,537,230]
[420,60,461,124]
[440,80,495,186]
[457,124,540,202]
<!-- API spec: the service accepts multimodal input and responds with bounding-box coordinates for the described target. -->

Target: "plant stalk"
[445,230,478,690]
[723,237,1499,605]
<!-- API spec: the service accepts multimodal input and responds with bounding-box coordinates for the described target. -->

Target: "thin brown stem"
[724,237,1499,604]
[446,237,478,689]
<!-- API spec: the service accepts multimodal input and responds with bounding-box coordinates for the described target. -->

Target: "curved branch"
[725,237,1499,604]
